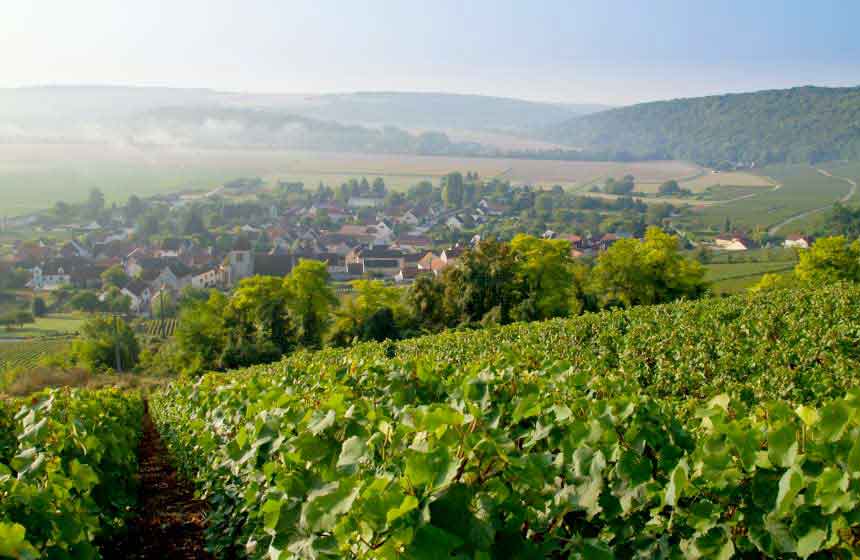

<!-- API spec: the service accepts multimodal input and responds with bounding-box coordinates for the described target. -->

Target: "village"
[2,173,668,317]
[1,169,819,320]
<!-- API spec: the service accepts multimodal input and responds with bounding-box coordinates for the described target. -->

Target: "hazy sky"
[2,0,859,105]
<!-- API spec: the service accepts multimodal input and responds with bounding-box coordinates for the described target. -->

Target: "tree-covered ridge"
[548,85,860,166]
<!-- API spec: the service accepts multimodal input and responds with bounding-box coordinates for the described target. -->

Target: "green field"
[705,260,795,294]
[0,313,86,340]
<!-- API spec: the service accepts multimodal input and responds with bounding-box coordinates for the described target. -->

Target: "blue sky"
[2,0,859,105]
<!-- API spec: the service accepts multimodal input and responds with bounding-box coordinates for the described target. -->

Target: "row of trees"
[163,229,708,375]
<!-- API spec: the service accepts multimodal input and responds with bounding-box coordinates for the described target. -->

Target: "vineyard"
[138,318,179,338]
[0,388,144,557]
[0,337,72,373]
[150,283,860,558]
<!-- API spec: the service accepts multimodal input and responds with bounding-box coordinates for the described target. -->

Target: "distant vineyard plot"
[682,163,859,230]
[138,318,178,338]
[0,143,700,215]
[0,337,70,373]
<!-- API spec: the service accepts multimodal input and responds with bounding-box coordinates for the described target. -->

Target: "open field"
[0,143,701,215]
[632,169,773,194]
[1,313,86,340]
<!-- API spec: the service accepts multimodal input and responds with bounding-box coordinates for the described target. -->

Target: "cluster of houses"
[712,232,813,251]
[540,231,636,257]
[2,178,663,317]
[6,220,474,315]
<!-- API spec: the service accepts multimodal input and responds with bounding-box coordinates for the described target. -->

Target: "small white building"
[783,235,812,249]
[29,264,71,290]
[121,280,152,314]
[348,195,385,209]
[191,268,219,290]
[714,235,754,251]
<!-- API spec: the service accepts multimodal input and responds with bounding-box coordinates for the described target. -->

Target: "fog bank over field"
[0,86,608,152]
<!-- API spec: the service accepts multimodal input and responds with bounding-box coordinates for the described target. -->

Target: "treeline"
[817,202,860,238]
[130,107,487,156]
[153,229,708,375]
[547,85,860,166]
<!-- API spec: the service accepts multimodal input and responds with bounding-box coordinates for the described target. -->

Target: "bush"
[72,315,140,372]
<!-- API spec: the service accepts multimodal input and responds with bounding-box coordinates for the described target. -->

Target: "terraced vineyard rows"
[152,283,860,558]
[139,318,179,338]
[0,388,144,557]
[0,337,72,373]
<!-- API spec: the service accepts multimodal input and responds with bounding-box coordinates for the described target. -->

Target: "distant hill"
[0,86,606,137]
[252,91,609,131]
[547,86,860,166]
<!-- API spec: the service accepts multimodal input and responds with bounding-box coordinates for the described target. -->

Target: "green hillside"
[548,85,860,166]
[151,283,860,558]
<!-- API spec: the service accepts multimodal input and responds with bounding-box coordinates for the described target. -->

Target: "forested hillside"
[548,85,860,166]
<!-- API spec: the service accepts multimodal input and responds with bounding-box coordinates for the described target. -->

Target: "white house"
[222,248,254,288]
[29,264,71,290]
[446,216,464,230]
[395,210,420,226]
[190,268,219,289]
[373,221,395,243]
[121,280,152,314]
[784,235,812,249]
[714,235,754,251]
[348,195,385,208]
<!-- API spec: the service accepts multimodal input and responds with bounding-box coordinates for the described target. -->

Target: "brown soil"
[102,404,212,559]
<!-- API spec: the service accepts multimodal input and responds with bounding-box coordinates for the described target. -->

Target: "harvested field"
[0,142,701,214]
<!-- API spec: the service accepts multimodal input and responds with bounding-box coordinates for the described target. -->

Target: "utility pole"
[114,314,122,372]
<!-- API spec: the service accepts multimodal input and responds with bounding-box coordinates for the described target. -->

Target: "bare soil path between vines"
[102,402,212,559]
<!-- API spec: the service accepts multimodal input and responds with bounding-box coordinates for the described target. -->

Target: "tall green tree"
[176,292,228,373]
[125,194,146,223]
[590,227,708,308]
[228,276,294,357]
[407,275,448,331]
[445,239,519,324]
[101,265,129,289]
[183,207,207,235]
[86,188,105,219]
[73,315,139,372]
[442,172,464,208]
[329,279,403,346]
[510,234,581,320]
[285,260,338,349]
